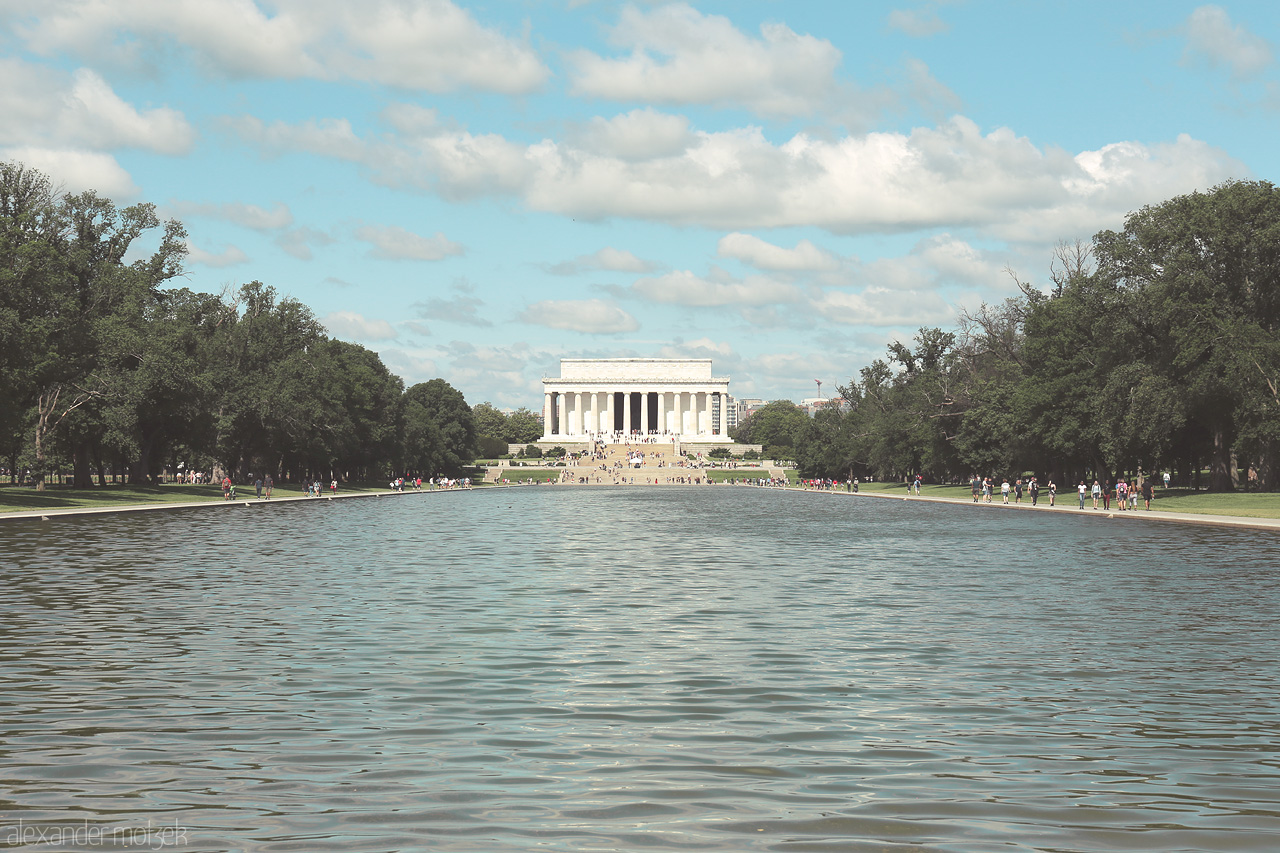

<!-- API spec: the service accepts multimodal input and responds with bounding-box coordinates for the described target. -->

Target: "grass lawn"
[0,482,391,514]
[704,468,770,482]
[1144,489,1280,519]
[496,469,566,482]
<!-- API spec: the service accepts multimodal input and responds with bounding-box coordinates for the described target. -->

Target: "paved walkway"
[7,479,1276,534]
[791,486,1280,532]
[0,487,460,522]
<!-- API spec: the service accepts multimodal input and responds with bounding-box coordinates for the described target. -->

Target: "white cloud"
[412,294,492,327]
[170,201,293,230]
[234,109,1245,245]
[0,59,194,156]
[11,0,548,93]
[1183,5,1274,79]
[887,7,950,38]
[631,270,804,307]
[809,286,954,327]
[548,246,659,275]
[355,224,464,261]
[574,109,693,160]
[519,299,639,333]
[0,147,139,198]
[566,3,841,118]
[275,227,334,261]
[184,240,249,267]
[717,233,840,271]
[323,310,398,341]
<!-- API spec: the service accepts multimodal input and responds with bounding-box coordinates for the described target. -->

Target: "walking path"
[0,487,454,522]
[798,486,1280,533]
[6,477,1276,534]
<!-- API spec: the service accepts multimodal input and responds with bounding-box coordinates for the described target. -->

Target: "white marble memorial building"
[541,358,731,442]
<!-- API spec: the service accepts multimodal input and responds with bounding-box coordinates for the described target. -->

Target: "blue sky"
[3,1,1277,409]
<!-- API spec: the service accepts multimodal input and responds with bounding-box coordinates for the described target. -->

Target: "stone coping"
[0,488,465,522]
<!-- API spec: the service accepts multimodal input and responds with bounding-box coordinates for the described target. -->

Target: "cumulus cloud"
[184,241,249,267]
[232,107,1245,245]
[566,3,842,118]
[355,224,464,261]
[519,299,639,333]
[0,146,139,197]
[547,247,659,275]
[323,310,398,341]
[573,109,693,160]
[631,270,804,307]
[413,294,492,327]
[0,59,195,156]
[1182,5,1274,79]
[809,286,954,327]
[169,200,293,230]
[717,233,840,271]
[10,0,548,93]
[274,227,334,261]
[887,7,950,38]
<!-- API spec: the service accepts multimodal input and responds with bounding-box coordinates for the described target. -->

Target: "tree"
[732,400,808,449]
[401,379,477,476]
[506,407,543,443]
[1092,179,1280,489]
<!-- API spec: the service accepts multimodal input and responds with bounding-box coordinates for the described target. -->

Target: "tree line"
[1,162,479,489]
[741,180,1280,491]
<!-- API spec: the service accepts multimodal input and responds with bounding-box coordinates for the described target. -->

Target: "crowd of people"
[964,474,1164,510]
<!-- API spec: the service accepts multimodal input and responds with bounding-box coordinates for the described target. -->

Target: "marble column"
[640,390,650,435]
[623,391,632,435]
[556,392,566,437]
[589,391,599,435]
[543,392,553,439]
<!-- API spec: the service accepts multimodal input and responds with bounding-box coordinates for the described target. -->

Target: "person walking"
[1029,477,1039,506]
[254,476,263,499]
[1142,478,1154,509]
[1091,480,1101,509]
[222,476,232,501]
[1015,478,1023,503]
[1078,481,1088,509]
[1001,479,1010,504]
[1048,480,1056,506]
[971,476,981,503]
[264,474,273,499]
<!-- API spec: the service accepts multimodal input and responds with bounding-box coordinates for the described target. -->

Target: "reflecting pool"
[2,487,1278,851]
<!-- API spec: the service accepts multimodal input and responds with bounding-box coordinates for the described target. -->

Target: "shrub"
[708,447,732,458]
[743,449,761,460]
[522,445,543,459]
[547,446,567,458]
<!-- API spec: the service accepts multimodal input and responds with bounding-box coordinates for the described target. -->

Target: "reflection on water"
[2,488,1279,852]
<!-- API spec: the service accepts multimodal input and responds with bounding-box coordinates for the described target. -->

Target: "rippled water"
[2,487,1279,852]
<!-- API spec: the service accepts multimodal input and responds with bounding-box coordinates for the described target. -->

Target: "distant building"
[735,398,765,425]
[799,397,849,416]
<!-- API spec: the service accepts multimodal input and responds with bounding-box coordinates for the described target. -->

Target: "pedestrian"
[1101,481,1110,511]
[1015,478,1023,503]
[254,476,262,499]
[222,475,232,501]
[971,476,981,503]
[1001,479,1010,504]
[1078,481,1087,509]
[1142,478,1154,510]
[1029,477,1039,506]
[1091,480,1101,509]
[1048,480,1056,506]
[264,474,273,499]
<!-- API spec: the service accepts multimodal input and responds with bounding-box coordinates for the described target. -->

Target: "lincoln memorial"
[542,358,731,442]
